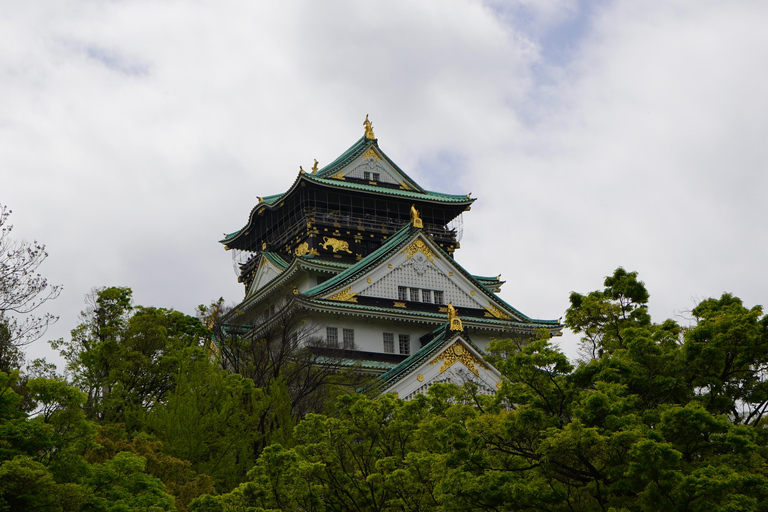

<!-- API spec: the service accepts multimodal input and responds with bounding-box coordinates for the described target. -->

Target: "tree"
[685,293,768,425]
[0,205,61,349]
[214,297,368,450]
[52,287,213,428]
[566,267,651,360]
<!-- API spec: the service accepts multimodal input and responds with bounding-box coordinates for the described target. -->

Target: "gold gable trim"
[326,287,358,302]
[362,147,380,161]
[429,342,487,377]
[402,239,434,262]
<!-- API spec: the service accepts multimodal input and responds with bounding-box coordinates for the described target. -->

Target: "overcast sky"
[3,0,767,367]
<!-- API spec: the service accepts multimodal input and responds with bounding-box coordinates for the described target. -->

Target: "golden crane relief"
[320,237,353,254]
[448,301,463,331]
[410,204,423,228]
[429,341,486,377]
[311,159,319,173]
[363,114,375,139]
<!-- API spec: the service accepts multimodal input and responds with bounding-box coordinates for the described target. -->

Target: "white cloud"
[1,0,767,365]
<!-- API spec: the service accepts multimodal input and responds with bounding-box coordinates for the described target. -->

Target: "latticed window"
[383,333,394,353]
[399,334,410,355]
[422,289,432,303]
[410,288,420,302]
[433,291,444,304]
[343,328,355,349]
[398,286,408,301]
[326,327,338,346]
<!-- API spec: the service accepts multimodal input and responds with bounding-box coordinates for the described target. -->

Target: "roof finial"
[448,302,463,331]
[312,159,319,173]
[363,114,375,140]
[410,204,423,229]
[299,166,305,174]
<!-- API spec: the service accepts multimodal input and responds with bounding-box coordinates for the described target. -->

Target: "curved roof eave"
[220,172,474,247]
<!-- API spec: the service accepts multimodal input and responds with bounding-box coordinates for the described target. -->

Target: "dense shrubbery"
[3,267,768,511]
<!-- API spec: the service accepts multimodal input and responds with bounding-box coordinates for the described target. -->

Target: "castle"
[218,117,561,399]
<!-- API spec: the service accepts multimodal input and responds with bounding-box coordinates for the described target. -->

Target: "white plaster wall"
[308,313,432,355]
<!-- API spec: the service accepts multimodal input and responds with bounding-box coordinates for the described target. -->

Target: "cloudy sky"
[3,0,767,366]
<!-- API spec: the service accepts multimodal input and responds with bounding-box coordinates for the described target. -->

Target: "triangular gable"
[380,330,502,400]
[322,146,423,191]
[309,226,531,323]
[247,254,287,297]
[314,136,425,192]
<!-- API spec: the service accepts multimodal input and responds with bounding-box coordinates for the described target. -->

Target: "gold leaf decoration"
[429,342,487,377]
[484,305,511,320]
[362,147,380,161]
[326,287,357,302]
[402,238,434,262]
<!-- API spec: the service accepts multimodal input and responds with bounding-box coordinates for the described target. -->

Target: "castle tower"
[218,118,561,398]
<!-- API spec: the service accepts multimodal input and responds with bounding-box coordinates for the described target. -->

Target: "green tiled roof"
[303,222,416,298]
[314,136,373,178]
[375,326,491,391]
[302,297,559,330]
[263,252,289,270]
[305,174,471,203]
[316,356,399,372]
[220,136,473,245]
[300,221,560,328]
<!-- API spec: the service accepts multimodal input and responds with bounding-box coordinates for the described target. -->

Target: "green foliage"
[145,349,265,493]
[194,268,768,511]
[52,287,213,428]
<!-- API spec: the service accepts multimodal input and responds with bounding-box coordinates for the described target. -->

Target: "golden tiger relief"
[320,237,353,254]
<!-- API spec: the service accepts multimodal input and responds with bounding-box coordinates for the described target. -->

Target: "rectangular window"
[422,289,432,303]
[343,328,355,349]
[364,171,371,180]
[383,333,394,353]
[410,288,420,302]
[399,334,411,355]
[326,327,338,346]
[372,172,380,181]
[398,286,408,301]
[433,291,444,304]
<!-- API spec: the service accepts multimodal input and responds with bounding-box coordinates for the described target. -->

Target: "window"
[409,288,420,302]
[372,172,380,181]
[399,334,411,355]
[433,291,444,304]
[364,171,371,180]
[383,333,394,353]
[326,327,338,346]
[421,289,432,303]
[398,286,408,301]
[364,171,380,181]
[343,328,355,349]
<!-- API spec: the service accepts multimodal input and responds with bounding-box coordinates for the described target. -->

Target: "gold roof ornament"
[258,197,263,203]
[363,114,375,140]
[448,301,463,331]
[300,166,305,174]
[311,159,319,173]
[410,204,423,229]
